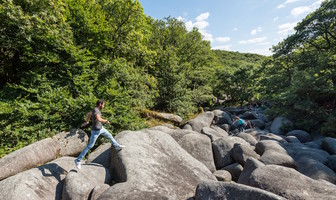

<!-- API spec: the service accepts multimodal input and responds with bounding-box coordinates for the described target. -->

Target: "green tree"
[261,0,336,135]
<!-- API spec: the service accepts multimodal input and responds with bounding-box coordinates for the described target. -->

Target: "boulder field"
[0,108,335,200]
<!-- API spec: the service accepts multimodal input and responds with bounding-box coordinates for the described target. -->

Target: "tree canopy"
[261,0,336,136]
[1,0,335,158]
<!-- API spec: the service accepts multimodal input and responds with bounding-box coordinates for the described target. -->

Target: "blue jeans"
[76,127,119,162]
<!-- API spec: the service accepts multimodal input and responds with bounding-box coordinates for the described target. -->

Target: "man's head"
[96,99,105,109]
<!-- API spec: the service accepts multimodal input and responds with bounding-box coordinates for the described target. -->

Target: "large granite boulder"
[304,138,324,149]
[222,163,243,182]
[150,126,199,143]
[327,155,336,172]
[0,129,88,181]
[259,149,296,169]
[0,157,76,200]
[213,110,233,125]
[236,132,258,146]
[255,140,287,155]
[195,181,286,200]
[87,143,111,169]
[296,158,336,184]
[249,119,266,130]
[283,143,330,164]
[259,134,286,143]
[270,117,293,135]
[322,137,336,155]
[231,143,260,166]
[229,136,252,147]
[211,125,229,138]
[201,126,228,142]
[185,111,215,133]
[166,129,198,142]
[178,133,216,172]
[286,130,312,143]
[90,184,110,200]
[242,164,336,199]
[212,136,252,170]
[285,136,301,143]
[53,130,89,157]
[212,138,234,169]
[62,163,111,200]
[256,140,296,168]
[241,111,258,120]
[98,129,216,200]
[238,158,265,185]
[213,170,232,182]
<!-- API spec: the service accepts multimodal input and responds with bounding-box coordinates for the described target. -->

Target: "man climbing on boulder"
[75,99,125,169]
[233,116,254,133]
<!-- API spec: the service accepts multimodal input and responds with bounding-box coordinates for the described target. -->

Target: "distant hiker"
[75,99,125,169]
[233,116,254,132]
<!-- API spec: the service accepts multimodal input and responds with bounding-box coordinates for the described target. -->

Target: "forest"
[0,0,335,157]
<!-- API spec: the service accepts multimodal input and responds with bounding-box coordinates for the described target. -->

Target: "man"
[75,99,125,169]
[234,116,254,133]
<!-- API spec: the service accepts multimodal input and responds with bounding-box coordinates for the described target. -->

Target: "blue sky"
[138,0,323,56]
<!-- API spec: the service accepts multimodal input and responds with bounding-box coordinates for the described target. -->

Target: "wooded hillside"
[0,0,335,157]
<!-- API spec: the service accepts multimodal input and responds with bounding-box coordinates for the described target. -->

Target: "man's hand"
[105,120,110,125]
[81,121,88,128]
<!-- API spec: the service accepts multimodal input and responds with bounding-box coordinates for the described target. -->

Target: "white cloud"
[193,20,209,30]
[291,6,312,16]
[278,22,298,35]
[277,4,285,9]
[251,27,262,35]
[273,17,279,22]
[212,45,232,50]
[196,12,210,21]
[185,20,193,31]
[251,30,257,35]
[178,12,213,43]
[312,0,323,7]
[239,37,267,44]
[215,37,231,43]
[199,30,213,43]
[277,0,301,9]
[291,0,323,17]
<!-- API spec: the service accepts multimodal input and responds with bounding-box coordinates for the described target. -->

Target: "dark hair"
[96,99,105,106]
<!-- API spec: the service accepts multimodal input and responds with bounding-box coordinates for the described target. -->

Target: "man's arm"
[80,112,92,128]
[95,114,110,125]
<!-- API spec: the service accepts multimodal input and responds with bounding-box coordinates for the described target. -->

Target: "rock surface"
[178,133,216,172]
[286,130,312,143]
[195,181,286,200]
[212,138,234,169]
[244,164,336,199]
[270,117,293,135]
[87,143,112,169]
[186,111,214,133]
[0,157,76,200]
[62,163,111,200]
[98,129,216,200]
[0,129,88,181]
[322,137,336,155]
[213,170,232,182]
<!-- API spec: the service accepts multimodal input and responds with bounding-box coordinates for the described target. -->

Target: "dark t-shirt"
[92,107,102,130]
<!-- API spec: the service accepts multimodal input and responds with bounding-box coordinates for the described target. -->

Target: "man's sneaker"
[74,160,81,170]
[116,144,126,152]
